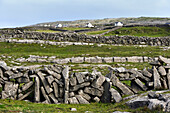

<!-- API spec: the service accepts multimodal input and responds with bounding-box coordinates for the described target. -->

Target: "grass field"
[85,30,108,35]
[0,42,169,58]
[104,26,170,37]
[0,98,158,113]
[36,30,60,33]
[62,27,90,31]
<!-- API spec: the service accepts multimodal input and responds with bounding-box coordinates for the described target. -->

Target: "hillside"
[33,17,170,27]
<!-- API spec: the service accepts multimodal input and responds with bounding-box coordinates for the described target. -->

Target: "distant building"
[56,24,63,28]
[86,23,94,28]
[115,22,123,27]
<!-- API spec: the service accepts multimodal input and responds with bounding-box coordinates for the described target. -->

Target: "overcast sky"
[0,0,169,28]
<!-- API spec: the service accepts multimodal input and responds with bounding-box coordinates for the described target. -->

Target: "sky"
[0,0,169,28]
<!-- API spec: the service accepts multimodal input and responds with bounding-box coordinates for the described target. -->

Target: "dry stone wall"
[0,56,169,104]
[0,30,170,46]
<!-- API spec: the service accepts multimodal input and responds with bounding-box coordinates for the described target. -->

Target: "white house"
[86,23,94,28]
[56,24,63,28]
[115,22,123,27]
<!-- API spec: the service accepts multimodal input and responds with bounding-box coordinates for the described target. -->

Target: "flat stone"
[91,75,105,88]
[76,73,84,84]
[150,61,162,66]
[153,66,162,90]
[110,88,122,103]
[16,77,30,83]
[18,90,33,100]
[84,87,103,97]
[68,97,79,104]
[75,95,89,104]
[78,90,91,101]
[70,82,90,91]
[158,56,170,64]
[93,97,100,102]
[148,99,167,111]
[158,66,166,76]
[134,79,148,91]
[70,77,77,86]
[141,69,152,78]
[20,81,34,92]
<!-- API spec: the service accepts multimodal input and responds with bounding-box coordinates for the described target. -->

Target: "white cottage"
[86,23,94,28]
[56,24,62,28]
[115,22,123,27]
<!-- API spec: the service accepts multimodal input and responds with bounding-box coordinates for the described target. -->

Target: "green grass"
[85,30,108,35]
[62,27,90,31]
[36,30,60,33]
[0,99,159,113]
[0,42,169,59]
[104,26,170,37]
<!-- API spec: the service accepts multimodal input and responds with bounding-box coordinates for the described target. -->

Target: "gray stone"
[59,87,64,98]
[158,56,170,64]
[18,90,33,100]
[69,92,75,97]
[76,73,84,84]
[91,75,105,88]
[78,90,91,101]
[71,57,84,63]
[126,96,149,109]
[167,69,170,89]
[53,82,59,98]
[141,69,152,78]
[64,91,69,104]
[110,88,122,103]
[16,77,30,83]
[49,65,62,74]
[41,86,51,104]
[68,97,79,104]
[84,87,103,97]
[44,67,61,79]
[75,95,89,104]
[134,79,148,91]
[160,78,168,89]
[46,75,54,86]
[165,101,170,112]
[20,81,34,92]
[54,78,64,87]
[148,99,167,111]
[158,66,166,76]
[49,93,58,104]
[0,68,3,78]
[101,80,111,103]
[34,76,40,102]
[70,77,77,86]
[37,72,53,94]
[93,97,100,103]
[70,82,90,91]
[62,66,69,79]
[110,71,134,95]
[153,66,162,90]
[146,82,154,87]
[150,61,162,66]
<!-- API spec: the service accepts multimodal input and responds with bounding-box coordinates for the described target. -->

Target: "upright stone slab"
[101,79,111,103]
[53,82,59,98]
[41,86,51,104]
[35,77,40,102]
[153,66,162,90]
[0,68,3,78]
[167,69,170,89]
[76,73,84,84]
[37,72,53,94]
[62,66,69,103]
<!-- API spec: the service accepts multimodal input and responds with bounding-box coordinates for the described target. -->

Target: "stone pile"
[108,56,170,95]
[0,56,169,105]
[0,30,169,46]
[126,90,170,112]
